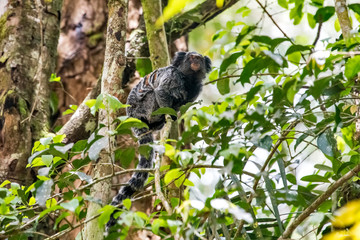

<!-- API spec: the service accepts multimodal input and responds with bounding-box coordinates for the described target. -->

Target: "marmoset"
[106,51,211,230]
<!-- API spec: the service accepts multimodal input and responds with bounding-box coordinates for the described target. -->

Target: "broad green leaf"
[42,155,53,167]
[88,137,108,161]
[98,205,116,227]
[301,174,329,183]
[116,117,148,131]
[60,199,80,212]
[317,129,337,157]
[104,94,127,111]
[123,198,131,210]
[151,107,177,117]
[136,58,152,77]
[212,30,227,41]
[286,174,297,184]
[219,51,243,75]
[36,179,54,207]
[235,26,256,46]
[314,164,332,172]
[258,135,272,151]
[307,13,316,28]
[54,143,74,155]
[278,0,288,9]
[314,7,335,23]
[164,168,183,185]
[115,148,135,167]
[349,4,360,15]
[345,55,360,80]
[285,45,311,55]
[217,78,230,95]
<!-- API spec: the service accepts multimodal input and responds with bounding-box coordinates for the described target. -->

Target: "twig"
[279,164,360,239]
[154,115,173,214]
[312,20,323,46]
[234,120,299,237]
[255,0,306,61]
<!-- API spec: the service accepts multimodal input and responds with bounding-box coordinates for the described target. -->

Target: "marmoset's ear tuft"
[204,56,212,73]
[172,52,187,67]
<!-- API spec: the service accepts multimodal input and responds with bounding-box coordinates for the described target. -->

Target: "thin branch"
[312,20,323,46]
[279,163,360,239]
[154,115,173,214]
[235,120,299,237]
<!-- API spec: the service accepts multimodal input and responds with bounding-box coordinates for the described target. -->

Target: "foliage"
[1,1,360,240]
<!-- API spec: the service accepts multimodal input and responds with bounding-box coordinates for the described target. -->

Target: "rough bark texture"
[55,0,107,127]
[0,0,62,184]
[334,0,352,41]
[82,0,128,239]
[141,0,170,68]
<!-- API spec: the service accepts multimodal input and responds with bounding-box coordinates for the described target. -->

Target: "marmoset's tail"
[106,129,153,231]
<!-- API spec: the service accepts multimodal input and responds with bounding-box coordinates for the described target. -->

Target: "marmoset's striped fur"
[106,52,211,231]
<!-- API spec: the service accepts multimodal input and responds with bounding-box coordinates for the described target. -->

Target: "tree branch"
[334,0,352,41]
[279,163,360,239]
[57,78,100,143]
[167,0,239,40]
[155,115,173,214]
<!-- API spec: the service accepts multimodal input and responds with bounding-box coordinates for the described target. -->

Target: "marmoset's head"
[172,51,212,77]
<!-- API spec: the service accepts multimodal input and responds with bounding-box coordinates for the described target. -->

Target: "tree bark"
[82,0,128,239]
[0,0,62,184]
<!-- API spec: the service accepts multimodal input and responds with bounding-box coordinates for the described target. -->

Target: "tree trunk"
[0,0,62,184]
[82,0,128,239]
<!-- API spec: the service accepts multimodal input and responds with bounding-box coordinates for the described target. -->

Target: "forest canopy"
[1,0,360,240]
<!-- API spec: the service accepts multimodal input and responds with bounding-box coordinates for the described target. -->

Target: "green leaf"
[314,164,333,172]
[246,85,262,102]
[54,143,74,155]
[258,135,272,151]
[219,51,243,75]
[115,148,135,167]
[49,73,61,82]
[116,117,148,131]
[170,198,180,208]
[104,94,127,111]
[278,0,288,9]
[136,58,152,77]
[307,13,316,28]
[217,78,230,95]
[286,173,297,184]
[349,4,360,15]
[42,155,53,167]
[317,129,337,157]
[151,107,177,117]
[123,199,131,210]
[285,45,311,55]
[264,175,284,232]
[301,174,329,183]
[36,179,54,207]
[345,55,360,80]
[314,7,335,23]
[212,30,227,41]
[235,26,256,46]
[60,199,80,212]
[277,156,288,190]
[164,168,183,185]
[88,137,108,161]
[152,218,167,235]
[98,205,116,227]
